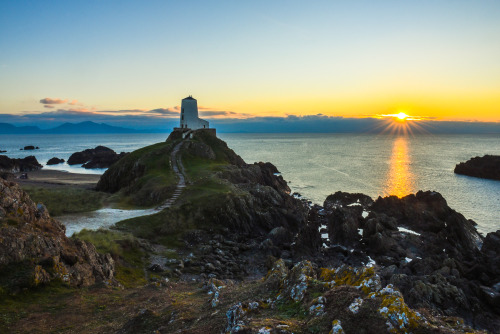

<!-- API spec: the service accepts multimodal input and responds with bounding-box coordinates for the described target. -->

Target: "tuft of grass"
[72,229,147,288]
[275,300,309,320]
[21,186,108,216]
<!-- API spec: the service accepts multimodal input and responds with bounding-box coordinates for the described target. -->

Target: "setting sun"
[396,112,408,120]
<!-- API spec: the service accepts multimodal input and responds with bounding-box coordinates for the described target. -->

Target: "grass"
[0,282,76,333]
[72,229,147,288]
[114,209,187,248]
[21,186,108,216]
[99,141,178,207]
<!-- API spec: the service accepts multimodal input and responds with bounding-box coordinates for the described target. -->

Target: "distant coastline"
[2,119,500,134]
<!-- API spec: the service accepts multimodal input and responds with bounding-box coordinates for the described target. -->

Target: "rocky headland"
[454,155,500,181]
[1,130,499,333]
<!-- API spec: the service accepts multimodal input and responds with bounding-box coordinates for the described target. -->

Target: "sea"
[1,133,499,235]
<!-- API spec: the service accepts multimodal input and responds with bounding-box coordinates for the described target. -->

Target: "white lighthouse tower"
[179,96,209,130]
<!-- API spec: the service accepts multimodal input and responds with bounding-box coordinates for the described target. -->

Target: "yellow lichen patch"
[32,265,49,286]
[52,259,70,283]
[319,266,380,294]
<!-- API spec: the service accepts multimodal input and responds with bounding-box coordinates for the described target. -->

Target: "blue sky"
[1,0,499,126]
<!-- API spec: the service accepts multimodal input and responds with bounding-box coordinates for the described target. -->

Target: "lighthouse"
[179,96,209,130]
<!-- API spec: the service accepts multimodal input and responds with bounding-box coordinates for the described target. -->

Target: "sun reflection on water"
[385,136,415,198]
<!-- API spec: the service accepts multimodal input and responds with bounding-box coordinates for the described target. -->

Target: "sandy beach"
[14,169,101,188]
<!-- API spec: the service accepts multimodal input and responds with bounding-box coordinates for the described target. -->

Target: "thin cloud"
[199,110,253,118]
[149,108,179,115]
[43,105,55,109]
[40,97,68,104]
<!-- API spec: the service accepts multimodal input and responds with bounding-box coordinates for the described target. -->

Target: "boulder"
[46,157,65,165]
[324,191,373,210]
[23,145,35,150]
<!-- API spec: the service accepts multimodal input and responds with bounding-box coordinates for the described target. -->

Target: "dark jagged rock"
[68,145,126,169]
[0,155,43,173]
[0,179,115,293]
[324,191,374,210]
[359,191,496,331]
[325,206,363,247]
[23,145,35,150]
[293,189,499,332]
[217,162,290,195]
[68,145,113,164]
[46,157,65,165]
[454,154,500,180]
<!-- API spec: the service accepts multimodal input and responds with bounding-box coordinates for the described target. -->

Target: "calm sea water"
[1,133,499,235]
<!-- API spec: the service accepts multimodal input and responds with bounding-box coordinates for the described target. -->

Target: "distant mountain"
[0,121,138,134]
[47,121,136,134]
[0,123,43,134]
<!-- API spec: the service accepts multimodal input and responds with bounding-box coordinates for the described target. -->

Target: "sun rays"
[371,111,429,136]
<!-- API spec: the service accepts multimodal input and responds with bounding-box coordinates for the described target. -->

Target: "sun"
[396,112,408,120]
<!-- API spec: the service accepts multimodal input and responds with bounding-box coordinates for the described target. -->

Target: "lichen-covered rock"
[329,319,344,334]
[0,179,115,293]
[264,259,289,291]
[285,261,316,302]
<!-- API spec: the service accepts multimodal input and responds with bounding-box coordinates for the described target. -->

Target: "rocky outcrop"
[0,178,115,293]
[454,155,500,180]
[22,145,38,150]
[0,155,43,173]
[68,145,126,169]
[297,190,499,332]
[46,157,65,165]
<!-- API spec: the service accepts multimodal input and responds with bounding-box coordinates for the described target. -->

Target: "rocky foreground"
[454,155,500,181]
[1,130,499,333]
[0,178,115,291]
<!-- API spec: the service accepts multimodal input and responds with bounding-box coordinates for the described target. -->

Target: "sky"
[1,0,500,128]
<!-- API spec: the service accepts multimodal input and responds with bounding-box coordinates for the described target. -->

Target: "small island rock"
[68,145,127,169]
[0,155,43,173]
[46,157,65,165]
[454,155,500,180]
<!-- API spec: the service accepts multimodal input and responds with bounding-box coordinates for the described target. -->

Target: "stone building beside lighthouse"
[179,96,209,130]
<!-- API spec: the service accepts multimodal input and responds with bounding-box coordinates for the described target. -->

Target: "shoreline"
[14,169,102,188]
